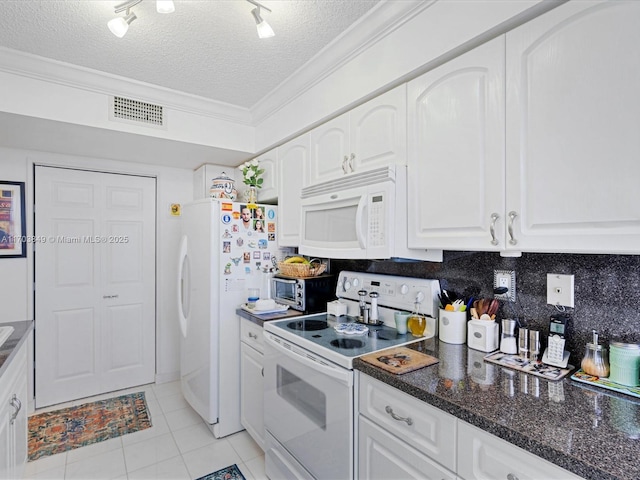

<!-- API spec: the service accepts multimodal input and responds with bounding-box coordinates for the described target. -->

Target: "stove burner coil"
[287,320,329,331]
[330,338,365,349]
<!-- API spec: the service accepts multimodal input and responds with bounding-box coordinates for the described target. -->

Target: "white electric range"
[263,271,441,480]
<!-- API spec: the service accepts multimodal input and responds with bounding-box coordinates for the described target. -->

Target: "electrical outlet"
[547,273,574,308]
[494,270,516,302]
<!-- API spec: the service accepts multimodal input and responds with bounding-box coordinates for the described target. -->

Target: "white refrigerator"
[178,198,280,438]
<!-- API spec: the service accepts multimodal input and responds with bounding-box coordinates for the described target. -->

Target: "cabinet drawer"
[359,416,456,480]
[358,373,456,472]
[240,318,264,353]
[457,422,582,480]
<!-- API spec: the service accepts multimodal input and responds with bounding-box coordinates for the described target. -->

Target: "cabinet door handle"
[342,156,349,174]
[385,405,413,425]
[261,368,264,377]
[349,153,355,172]
[507,474,520,480]
[507,211,518,245]
[10,394,21,424]
[489,213,500,246]
[103,295,119,299]
[248,332,258,339]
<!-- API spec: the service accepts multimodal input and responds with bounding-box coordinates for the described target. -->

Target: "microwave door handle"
[355,194,367,249]
[275,278,297,284]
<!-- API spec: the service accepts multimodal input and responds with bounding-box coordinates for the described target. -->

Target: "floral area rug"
[28,391,151,461]
[196,464,246,480]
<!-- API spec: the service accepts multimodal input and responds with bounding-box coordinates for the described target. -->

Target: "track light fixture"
[108,0,142,38]
[108,0,274,39]
[247,0,275,38]
[156,0,175,14]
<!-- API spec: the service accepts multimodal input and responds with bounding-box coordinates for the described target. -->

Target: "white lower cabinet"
[358,374,457,478]
[359,416,457,480]
[239,318,265,451]
[0,340,28,480]
[457,422,583,480]
[358,373,583,480]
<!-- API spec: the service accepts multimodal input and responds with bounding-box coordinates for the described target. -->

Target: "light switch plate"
[546,273,574,308]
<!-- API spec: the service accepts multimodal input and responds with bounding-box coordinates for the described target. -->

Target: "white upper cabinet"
[308,114,350,185]
[308,85,407,186]
[408,0,640,255]
[505,0,640,254]
[350,85,407,174]
[255,150,278,204]
[407,36,506,251]
[277,134,309,246]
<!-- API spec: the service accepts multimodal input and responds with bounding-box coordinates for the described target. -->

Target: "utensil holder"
[439,309,467,344]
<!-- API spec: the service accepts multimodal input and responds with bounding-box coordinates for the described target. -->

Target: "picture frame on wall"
[0,181,26,258]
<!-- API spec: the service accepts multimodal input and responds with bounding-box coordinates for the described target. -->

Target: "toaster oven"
[271,274,336,314]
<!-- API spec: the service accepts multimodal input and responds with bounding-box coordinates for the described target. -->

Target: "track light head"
[108,11,137,38]
[251,7,275,39]
[156,0,175,14]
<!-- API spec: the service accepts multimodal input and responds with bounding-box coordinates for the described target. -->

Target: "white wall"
[0,48,255,155]
[0,147,193,382]
[253,0,544,150]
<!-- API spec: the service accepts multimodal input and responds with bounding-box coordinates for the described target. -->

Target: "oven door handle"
[264,333,353,386]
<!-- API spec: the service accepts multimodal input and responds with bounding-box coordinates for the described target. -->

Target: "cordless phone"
[541,314,570,368]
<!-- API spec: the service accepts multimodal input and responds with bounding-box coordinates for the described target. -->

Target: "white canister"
[467,319,499,352]
[438,309,467,344]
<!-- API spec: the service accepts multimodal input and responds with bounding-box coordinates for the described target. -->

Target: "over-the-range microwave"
[299,165,442,261]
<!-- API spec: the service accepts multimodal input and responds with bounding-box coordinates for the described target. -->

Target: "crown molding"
[250,0,435,124]
[0,46,252,125]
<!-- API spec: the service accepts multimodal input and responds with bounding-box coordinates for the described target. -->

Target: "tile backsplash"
[332,252,640,366]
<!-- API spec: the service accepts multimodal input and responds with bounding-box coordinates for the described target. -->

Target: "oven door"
[264,332,354,480]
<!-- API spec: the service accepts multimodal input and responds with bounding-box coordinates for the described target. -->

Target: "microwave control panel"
[337,271,440,317]
[369,194,385,247]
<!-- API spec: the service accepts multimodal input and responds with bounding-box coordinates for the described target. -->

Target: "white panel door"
[35,166,156,407]
[407,35,505,251]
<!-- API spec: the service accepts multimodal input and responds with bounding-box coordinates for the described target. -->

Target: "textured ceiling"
[0,0,380,108]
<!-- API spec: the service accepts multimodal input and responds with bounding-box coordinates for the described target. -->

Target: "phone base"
[542,349,570,369]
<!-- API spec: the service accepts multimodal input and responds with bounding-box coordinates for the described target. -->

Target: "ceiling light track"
[107,0,274,39]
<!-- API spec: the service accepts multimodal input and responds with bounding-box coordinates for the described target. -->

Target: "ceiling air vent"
[110,96,165,128]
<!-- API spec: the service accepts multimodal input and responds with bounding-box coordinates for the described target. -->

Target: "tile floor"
[23,381,267,480]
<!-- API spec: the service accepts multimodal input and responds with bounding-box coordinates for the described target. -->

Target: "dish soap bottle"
[581,330,610,377]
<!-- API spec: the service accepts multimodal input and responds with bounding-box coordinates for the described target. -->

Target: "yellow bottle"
[408,314,426,336]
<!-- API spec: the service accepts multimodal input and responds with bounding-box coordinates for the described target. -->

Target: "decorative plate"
[334,323,369,335]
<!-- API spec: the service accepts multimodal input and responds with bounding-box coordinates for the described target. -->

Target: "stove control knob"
[400,284,409,295]
[343,279,352,291]
[415,291,425,303]
[352,278,360,288]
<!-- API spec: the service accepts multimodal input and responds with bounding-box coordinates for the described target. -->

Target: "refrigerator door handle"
[177,235,189,338]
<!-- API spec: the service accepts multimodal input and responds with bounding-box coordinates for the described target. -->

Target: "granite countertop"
[0,320,34,378]
[354,338,639,480]
[236,306,304,327]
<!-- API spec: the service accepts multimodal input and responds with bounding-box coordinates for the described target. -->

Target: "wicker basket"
[278,261,327,278]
